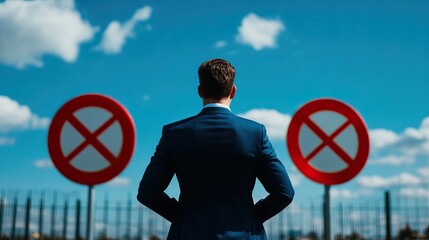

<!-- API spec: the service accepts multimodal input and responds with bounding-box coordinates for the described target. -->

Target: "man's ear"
[230,85,237,99]
[198,85,204,98]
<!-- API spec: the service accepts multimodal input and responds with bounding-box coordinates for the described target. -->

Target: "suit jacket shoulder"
[164,115,199,130]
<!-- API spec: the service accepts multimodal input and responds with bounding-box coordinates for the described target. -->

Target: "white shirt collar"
[203,103,231,111]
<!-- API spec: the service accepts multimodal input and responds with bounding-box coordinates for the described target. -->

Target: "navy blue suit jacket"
[137,107,294,240]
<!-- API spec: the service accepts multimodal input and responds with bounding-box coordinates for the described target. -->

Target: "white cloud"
[106,177,130,187]
[358,173,421,188]
[343,169,429,199]
[236,13,285,51]
[238,109,291,140]
[369,154,414,166]
[215,40,227,49]
[330,189,356,199]
[0,95,50,132]
[368,117,429,165]
[98,6,152,54]
[0,0,96,68]
[289,173,301,187]
[33,159,54,169]
[374,117,429,155]
[417,167,429,178]
[394,122,429,156]
[133,6,152,21]
[94,223,106,231]
[0,136,15,146]
[143,95,151,101]
[399,187,429,198]
[369,129,400,150]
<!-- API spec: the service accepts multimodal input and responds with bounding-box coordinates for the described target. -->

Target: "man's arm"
[137,127,179,222]
[254,126,295,223]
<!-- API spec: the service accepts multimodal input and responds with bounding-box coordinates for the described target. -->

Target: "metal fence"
[0,190,428,240]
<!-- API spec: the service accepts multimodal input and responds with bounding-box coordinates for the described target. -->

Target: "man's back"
[138,58,294,240]
[138,107,294,240]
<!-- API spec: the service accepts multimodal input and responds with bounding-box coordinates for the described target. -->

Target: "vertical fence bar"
[153,210,158,237]
[51,191,57,239]
[149,209,153,238]
[368,201,372,239]
[287,207,292,239]
[138,205,143,239]
[392,190,400,232]
[278,210,283,240]
[369,202,373,238]
[126,195,132,240]
[385,191,391,240]
[25,193,31,240]
[39,192,45,240]
[359,203,364,238]
[76,199,81,240]
[0,197,3,237]
[310,203,314,237]
[299,204,304,239]
[116,201,121,240]
[338,202,343,239]
[102,194,109,238]
[350,204,354,235]
[63,198,68,240]
[375,202,381,239]
[404,195,410,227]
[423,184,429,229]
[414,199,420,233]
[11,196,17,240]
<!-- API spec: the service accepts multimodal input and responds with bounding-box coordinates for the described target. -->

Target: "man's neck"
[203,98,231,107]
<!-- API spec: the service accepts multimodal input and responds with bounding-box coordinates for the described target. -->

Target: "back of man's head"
[198,59,235,100]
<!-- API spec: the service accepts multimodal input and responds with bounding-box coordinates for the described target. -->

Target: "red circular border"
[48,94,136,185]
[286,98,369,185]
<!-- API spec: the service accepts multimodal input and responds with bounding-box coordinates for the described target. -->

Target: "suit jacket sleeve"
[137,126,179,222]
[254,125,295,223]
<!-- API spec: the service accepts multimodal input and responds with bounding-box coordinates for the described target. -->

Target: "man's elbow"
[280,188,295,207]
[136,192,146,205]
[137,188,154,206]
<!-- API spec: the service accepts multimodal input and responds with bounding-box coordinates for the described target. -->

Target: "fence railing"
[0,190,428,240]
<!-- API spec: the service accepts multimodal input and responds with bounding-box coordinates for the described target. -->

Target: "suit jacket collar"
[199,106,233,115]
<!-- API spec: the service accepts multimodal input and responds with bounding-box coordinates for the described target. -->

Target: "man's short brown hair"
[198,59,235,100]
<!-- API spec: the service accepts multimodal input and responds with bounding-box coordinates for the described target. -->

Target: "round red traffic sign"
[48,94,136,185]
[287,98,369,185]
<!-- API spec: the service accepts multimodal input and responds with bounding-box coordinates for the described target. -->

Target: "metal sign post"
[86,185,94,240]
[323,185,331,240]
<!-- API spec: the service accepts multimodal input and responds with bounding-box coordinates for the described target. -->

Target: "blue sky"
[1,0,429,205]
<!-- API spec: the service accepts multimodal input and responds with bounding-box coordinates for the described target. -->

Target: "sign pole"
[86,185,94,240]
[323,185,331,240]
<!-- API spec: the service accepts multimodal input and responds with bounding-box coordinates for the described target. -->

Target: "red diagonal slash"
[65,115,117,164]
[304,118,354,166]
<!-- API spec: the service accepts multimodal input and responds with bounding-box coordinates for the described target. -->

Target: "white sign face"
[298,110,358,173]
[60,107,123,172]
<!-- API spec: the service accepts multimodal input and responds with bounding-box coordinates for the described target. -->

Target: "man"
[137,59,294,240]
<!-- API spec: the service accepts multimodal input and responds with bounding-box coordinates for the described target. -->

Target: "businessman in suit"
[137,58,294,240]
